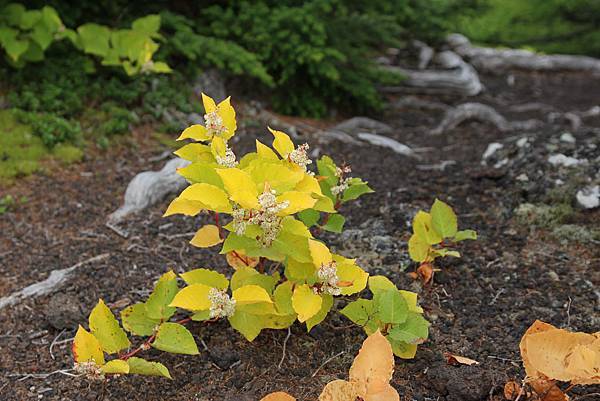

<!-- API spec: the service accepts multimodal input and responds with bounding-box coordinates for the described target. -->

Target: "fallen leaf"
[225,250,260,270]
[319,380,356,401]
[444,352,479,366]
[503,381,522,400]
[260,391,296,401]
[529,378,569,401]
[410,263,434,284]
[520,320,600,385]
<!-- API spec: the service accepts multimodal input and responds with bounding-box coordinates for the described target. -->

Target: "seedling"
[407,199,477,283]
[73,94,427,380]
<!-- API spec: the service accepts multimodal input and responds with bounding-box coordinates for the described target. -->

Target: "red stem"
[118,317,193,360]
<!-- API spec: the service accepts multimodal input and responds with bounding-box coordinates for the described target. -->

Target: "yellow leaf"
[217,97,237,140]
[276,191,317,215]
[398,290,423,313]
[292,284,322,322]
[309,239,332,267]
[337,261,368,296]
[211,135,227,158]
[177,124,210,141]
[269,127,295,158]
[261,392,296,401]
[294,174,323,196]
[256,139,279,160]
[190,225,223,248]
[412,211,442,245]
[319,379,356,401]
[179,183,232,213]
[232,285,273,305]
[349,331,396,400]
[73,325,105,365]
[169,284,212,311]
[216,168,259,209]
[201,93,217,113]
[174,143,212,162]
[89,299,130,354]
[163,197,205,217]
[101,359,130,374]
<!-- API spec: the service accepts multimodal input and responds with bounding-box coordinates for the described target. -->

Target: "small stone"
[547,271,560,281]
[576,185,599,209]
[482,142,503,160]
[516,137,528,148]
[548,154,584,167]
[560,132,576,143]
[516,173,529,182]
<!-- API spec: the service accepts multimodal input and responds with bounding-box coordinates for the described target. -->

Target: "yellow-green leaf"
[201,93,217,112]
[413,211,442,245]
[101,359,130,374]
[180,268,229,290]
[368,275,397,295]
[256,139,279,160]
[232,285,273,305]
[399,290,424,313]
[216,168,259,209]
[273,281,295,315]
[408,233,430,263]
[152,323,199,355]
[430,199,457,238]
[127,357,172,379]
[163,197,205,217]
[145,271,178,321]
[306,294,333,332]
[120,304,159,337]
[179,183,232,213]
[174,143,212,162]
[217,96,236,139]
[190,225,223,248]
[73,325,105,365]
[269,127,295,157]
[177,124,210,141]
[292,284,322,322]
[337,261,369,295]
[169,284,212,311]
[228,309,264,341]
[309,239,332,267]
[276,191,317,215]
[89,300,130,354]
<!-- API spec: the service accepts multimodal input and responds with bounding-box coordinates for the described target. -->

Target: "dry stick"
[49,329,66,360]
[278,327,292,369]
[311,351,345,378]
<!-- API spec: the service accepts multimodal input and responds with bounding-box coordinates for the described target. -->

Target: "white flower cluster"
[315,261,341,296]
[330,165,352,196]
[216,145,238,168]
[204,110,227,136]
[231,188,290,247]
[74,362,104,380]
[288,143,312,171]
[208,288,236,318]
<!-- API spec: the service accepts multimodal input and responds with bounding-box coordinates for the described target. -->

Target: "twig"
[278,327,292,369]
[9,369,79,381]
[105,221,129,238]
[489,288,505,305]
[49,329,66,360]
[565,296,572,328]
[311,351,345,378]
[487,355,520,363]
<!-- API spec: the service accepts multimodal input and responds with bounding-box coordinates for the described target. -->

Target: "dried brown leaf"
[444,352,479,366]
[318,379,356,401]
[260,391,297,401]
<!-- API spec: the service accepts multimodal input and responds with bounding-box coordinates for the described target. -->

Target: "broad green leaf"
[232,285,273,305]
[399,290,423,313]
[316,156,338,186]
[180,268,228,290]
[152,323,199,355]
[388,313,429,344]
[298,209,321,227]
[4,37,28,61]
[284,259,317,284]
[412,211,442,245]
[237,302,277,315]
[191,310,211,321]
[230,267,277,293]
[19,10,41,30]
[120,303,159,337]
[322,213,345,233]
[312,195,337,213]
[431,199,457,238]
[190,224,223,248]
[101,359,130,374]
[340,299,375,328]
[306,294,333,332]
[454,229,477,242]
[272,232,311,263]
[77,23,110,57]
[273,282,295,315]
[151,61,172,74]
[292,284,322,322]
[342,179,374,202]
[374,289,408,325]
[368,275,396,295]
[3,4,25,22]
[73,325,105,365]
[281,216,312,238]
[269,127,295,158]
[174,143,212,162]
[145,271,178,320]
[337,261,368,295]
[131,14,161,35]
[169,284,212,311]
[262,313,297,330]
[30,24,53,50]
[432,248,460,258]
[228,310,264,341]
[179,183,232,213]
[387,336,418,359]
[89,299,130,354]
[127,357,172,379]
[41,6,62,32]
[408,233,429,263]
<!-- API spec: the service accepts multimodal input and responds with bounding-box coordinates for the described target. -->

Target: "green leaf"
[30,24,53,50]
[145,271,178,320]
[151,61,171,73]
[408,233,429,263]
[231,267,277,293]
[298,209,320,227]
[340,299,375,328]
[273,281,295,315]
[431,248,460,258]
[3,36,28,61]
[101,359,130,374]
[374,289,408,324]
[41,6,62,32]
[322,214,345,233]
[3,4,26,23]
[387,335,418,359]
[131,15,161,35]
[368,275,397,295]
[127,357,172,379]
[88,299,131,354]
[431,199,457,238]
[120,303,159,337]
[228,309,264,341]
[180,268,228,290]
[342,178,374,202]
[388,312,429,344]
[77,23,111,57]
[272,231,311,263]
[454,229,477,242]
[19,10,41,30]
[152,323,199,355]
[306,294,333,332]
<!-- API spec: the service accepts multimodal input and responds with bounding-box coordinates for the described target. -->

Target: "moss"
[552,224,600,245]
[151,132,180,150]
[52,144,84,165]
[514,202,574,229]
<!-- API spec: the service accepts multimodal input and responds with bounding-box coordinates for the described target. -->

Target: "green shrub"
[16,110,81,147]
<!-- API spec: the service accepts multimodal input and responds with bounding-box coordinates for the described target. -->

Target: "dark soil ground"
[1,70,599,401]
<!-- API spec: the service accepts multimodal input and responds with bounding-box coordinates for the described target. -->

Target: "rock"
[547,154,584,167]
[356,133,415,157]
[482,143,504,161]
[516,137,529,148]
[576,185,600,209]
[193,69,226,102]
[560,132,576,143]
[45,292,85,330]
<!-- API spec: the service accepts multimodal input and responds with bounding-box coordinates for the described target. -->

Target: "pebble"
[548,153,584,167]
[576,185,600,209]
[560,132,576,143]
[482,142,503,160]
